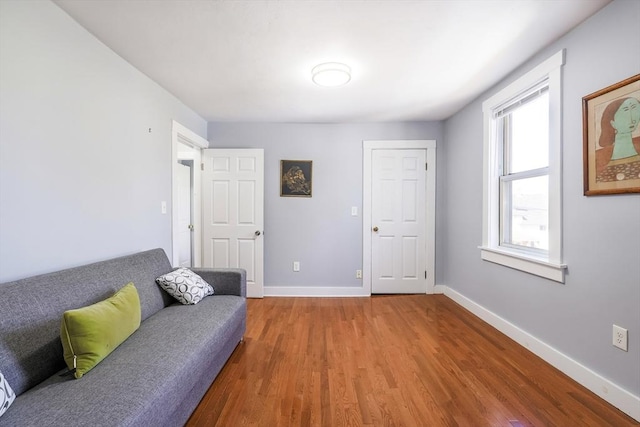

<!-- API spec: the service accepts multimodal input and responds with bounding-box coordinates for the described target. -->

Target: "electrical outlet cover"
[612,325,628,351]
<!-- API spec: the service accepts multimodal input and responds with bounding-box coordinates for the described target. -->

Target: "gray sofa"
[0,248,246,426]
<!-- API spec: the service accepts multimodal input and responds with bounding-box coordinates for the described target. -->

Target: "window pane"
[509,92,549,173]
[502,175,548,250]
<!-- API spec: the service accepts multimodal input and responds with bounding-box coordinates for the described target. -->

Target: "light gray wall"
[0,0,207,282]
[208,122,443,288]
[441,0,640,395]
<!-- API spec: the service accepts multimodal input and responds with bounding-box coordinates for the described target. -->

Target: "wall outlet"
[356,269,362,279]
[293,261,300,272]
[613,325,628,351]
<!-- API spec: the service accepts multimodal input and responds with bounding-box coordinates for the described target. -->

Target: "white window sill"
[479,246,566,283]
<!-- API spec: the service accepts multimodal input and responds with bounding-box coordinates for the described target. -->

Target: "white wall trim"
[264,286,370,297]
[362,140,437,295]
[172,121,209,149]
[433,284,447,294]
[480,246,566,283]
[440,285,640,422]
[481,50,566,280]
[171,120,209,268]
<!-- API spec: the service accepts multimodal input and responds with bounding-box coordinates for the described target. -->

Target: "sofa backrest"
[0,248,173,396]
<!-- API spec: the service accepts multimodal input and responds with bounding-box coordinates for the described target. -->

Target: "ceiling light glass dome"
[312,62,351,87]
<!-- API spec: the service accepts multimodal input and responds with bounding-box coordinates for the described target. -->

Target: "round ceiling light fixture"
[312,62,351,87]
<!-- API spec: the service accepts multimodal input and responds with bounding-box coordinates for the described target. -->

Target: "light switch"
[161,201,167,214]
[351,206,358,216]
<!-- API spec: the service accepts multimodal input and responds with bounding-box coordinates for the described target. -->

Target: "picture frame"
[280,160,313,197]
[582,74,640,195]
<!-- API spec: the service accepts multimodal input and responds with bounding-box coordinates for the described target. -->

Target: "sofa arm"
[191,268,246,297]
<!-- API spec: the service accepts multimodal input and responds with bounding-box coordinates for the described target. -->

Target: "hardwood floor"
[186,295,638,426]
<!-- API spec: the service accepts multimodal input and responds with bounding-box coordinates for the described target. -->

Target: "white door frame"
[171,120,208,268]
[176,161,193,267]
[363,140,437,294]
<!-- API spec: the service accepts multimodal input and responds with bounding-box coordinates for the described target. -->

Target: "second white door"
[202,149,264,298]
[371,149,427,293]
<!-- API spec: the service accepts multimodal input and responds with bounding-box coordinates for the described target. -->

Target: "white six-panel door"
[371,149,427,293]
[202,149,264,298]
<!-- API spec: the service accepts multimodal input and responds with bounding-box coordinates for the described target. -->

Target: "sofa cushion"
[155,268,214,305]
[0,371,16,417]
[61,283,141,379]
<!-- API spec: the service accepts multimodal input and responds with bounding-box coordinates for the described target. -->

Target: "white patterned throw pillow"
[155,268,214,305]
[0,371,15,417]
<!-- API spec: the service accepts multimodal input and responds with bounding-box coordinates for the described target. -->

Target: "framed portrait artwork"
[582,74,640,195]
[280,160,312,197]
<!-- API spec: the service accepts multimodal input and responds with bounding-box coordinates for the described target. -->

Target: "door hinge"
[201,163,204,171]
[425,163,428,171]
[425,271,427,279]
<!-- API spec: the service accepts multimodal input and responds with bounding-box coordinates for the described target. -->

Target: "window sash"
[499,172,549,254]
[497,84,550,255]
[500,167,549,181]
[498,98,550,176]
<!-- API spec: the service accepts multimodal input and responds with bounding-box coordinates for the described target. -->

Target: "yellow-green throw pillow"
[60,282,141,379]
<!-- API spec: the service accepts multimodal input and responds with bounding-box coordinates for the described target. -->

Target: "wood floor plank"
[186,295,639,426]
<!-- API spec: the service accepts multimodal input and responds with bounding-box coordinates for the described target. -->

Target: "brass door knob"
[372,226,379,232]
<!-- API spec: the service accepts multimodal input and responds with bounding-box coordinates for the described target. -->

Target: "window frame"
[480,50,567,283]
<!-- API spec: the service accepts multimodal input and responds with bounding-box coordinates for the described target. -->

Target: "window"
[499,84,549,253]
[481,50,566,282]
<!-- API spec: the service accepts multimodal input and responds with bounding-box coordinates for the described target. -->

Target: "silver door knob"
[255,230,261,236]
[372,226,379,232]
[188,224,194,231]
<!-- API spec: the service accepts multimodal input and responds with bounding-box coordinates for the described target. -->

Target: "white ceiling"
[53,0,610,123]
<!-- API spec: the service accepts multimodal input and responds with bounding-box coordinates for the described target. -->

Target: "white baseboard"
[440,285,640,422]
[264,285,370,297]
[433,284,447,294]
